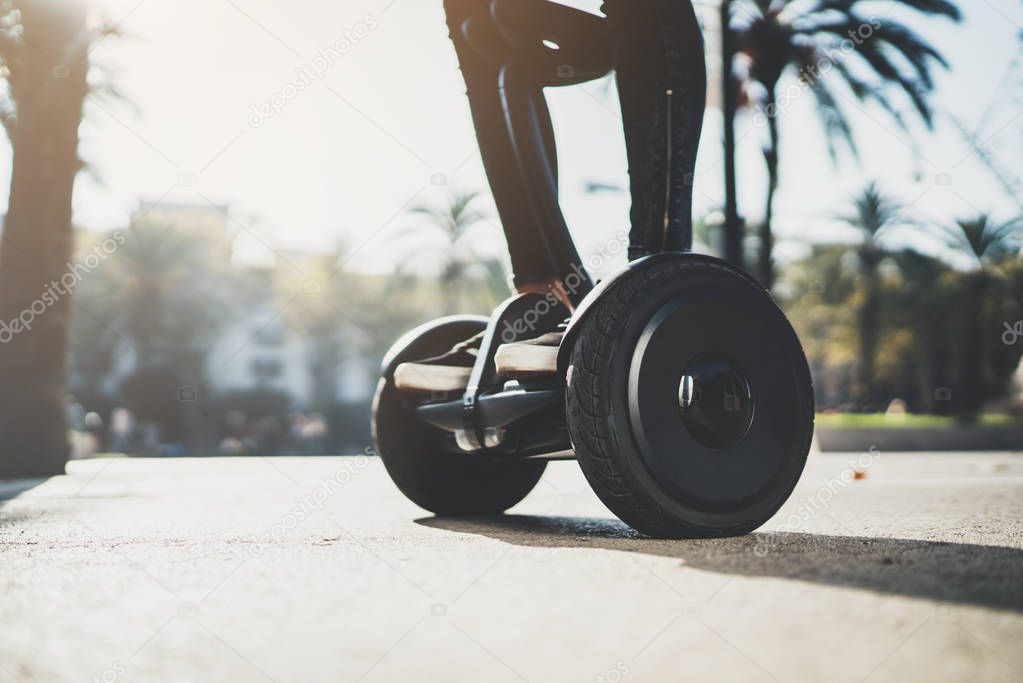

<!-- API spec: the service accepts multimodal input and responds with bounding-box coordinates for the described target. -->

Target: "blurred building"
[205,267,376,405]
[68,201,378,414]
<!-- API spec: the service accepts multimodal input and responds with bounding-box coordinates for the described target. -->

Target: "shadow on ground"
[0,478,46,503]
[0,478,49,527]
[418,515,1023,612]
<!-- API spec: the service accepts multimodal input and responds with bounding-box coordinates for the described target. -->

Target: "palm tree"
[114,223,221,361]
[0,0,91,477]
[276,248,370,411]
[109,221,234,449]
[399,191,492,315]
[837,182,911,408]
[721,0,745,267]
[939,214,1022,416]
[941,215,1022,267]
[890,248,953,412]
[728,0,961,289]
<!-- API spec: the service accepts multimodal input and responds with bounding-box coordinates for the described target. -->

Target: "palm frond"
[828,58,908,130]
[850,36,934,125]
[869,23,948,87]
[874,0,960,21]
[734,0,960,155]
[806,76,856,161]
[946,215,1023,263]
[836,182,909,243]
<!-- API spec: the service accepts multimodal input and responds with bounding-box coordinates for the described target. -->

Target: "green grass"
[815,413,1020,430]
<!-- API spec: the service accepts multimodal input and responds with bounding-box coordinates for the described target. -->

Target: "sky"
[2,0,1021,276]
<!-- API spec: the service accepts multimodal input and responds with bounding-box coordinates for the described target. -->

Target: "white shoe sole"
[494,343,558,376]
[393,362,471,393]
[394,339,560,392]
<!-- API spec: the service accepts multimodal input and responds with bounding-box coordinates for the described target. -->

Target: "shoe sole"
[394,341,560,393]
[393,362,472,393]
[494,343,558,376]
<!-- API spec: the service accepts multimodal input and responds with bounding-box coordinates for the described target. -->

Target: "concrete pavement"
[2,451,1022,683]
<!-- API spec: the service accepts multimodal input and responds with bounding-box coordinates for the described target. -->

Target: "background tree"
[276,248,358,412]
[729,0,960,289]
[778,242,860,407]
[942,215,1022,267]
[773,194,1023,413]
[939,215,1022,417]
[69,219,236,451]
[837,182,911,408]
[398,190,510,315]
[888,248,954,412]
[0,0,90,476]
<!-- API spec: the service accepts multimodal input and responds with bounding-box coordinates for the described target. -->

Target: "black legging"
[444,0,706,286]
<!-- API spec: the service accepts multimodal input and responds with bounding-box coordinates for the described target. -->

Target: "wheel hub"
[627,286,803,509]
[677,355,755,449]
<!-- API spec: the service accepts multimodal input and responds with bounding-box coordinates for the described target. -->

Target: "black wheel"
[566,256,814,538]
[373,316,546,515]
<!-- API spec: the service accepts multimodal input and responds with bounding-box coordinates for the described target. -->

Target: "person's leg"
[392,2,565,392]
[603,0,706,258]
[443,0,562,291]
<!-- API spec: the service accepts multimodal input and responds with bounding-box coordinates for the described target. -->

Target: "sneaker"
[393,332,484,393]
[494,331,563,377]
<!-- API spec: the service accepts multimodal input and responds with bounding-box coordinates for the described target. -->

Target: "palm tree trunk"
[0,1,88,477]
[958,273,990,418]
[720,0,743,268]
[857,256,880,409]
[760,88,779,290]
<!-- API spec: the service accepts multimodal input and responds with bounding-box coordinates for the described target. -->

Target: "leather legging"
[444,0,706,286]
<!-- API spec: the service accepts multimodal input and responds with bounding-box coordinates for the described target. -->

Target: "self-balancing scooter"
[372,0,814,538]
